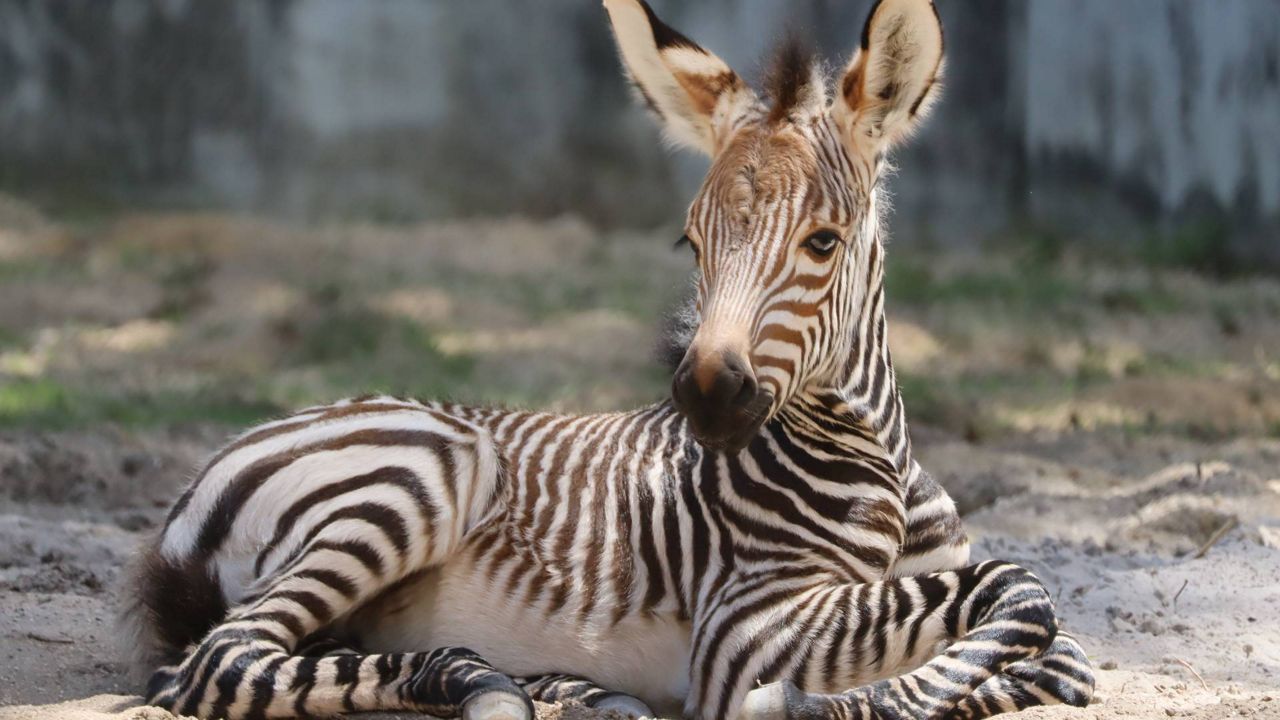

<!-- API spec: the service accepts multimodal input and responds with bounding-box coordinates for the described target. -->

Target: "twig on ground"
[1194,517,1239,559]
[26,631,74,644]
[1174,658,1209,691]
[1172,579,1189,609]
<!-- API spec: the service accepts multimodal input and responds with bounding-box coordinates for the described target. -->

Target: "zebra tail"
[115,535,227,681]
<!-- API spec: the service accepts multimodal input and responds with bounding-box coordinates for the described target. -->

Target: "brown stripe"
[193,429,452,559]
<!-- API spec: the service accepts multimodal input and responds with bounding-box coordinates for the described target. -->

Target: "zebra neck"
[823,248,912,479]
[781,380,911,488]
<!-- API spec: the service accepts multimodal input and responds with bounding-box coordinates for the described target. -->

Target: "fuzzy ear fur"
[603,0,758,155]
[833,0,944,155]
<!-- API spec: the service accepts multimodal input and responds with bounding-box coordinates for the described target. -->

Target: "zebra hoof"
[462,689,534,720]
[737,681,792,720]
[591,693,654,718]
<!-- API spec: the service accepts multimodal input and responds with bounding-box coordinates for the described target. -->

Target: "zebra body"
[139,395,981,719]
[125,1,1096,718]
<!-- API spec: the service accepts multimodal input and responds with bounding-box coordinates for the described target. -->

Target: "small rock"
[1138,618,1166,636]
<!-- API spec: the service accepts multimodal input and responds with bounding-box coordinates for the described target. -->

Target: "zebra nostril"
[717,352,757,409]
[671,355,699,411]
[733,371,758,408]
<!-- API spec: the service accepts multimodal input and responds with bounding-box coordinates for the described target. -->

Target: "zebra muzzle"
[672,347,772,453]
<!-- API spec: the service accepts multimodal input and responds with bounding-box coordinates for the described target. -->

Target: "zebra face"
[606,0,945,451]
[671,121,868,451]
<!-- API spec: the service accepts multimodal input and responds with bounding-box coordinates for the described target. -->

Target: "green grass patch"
[0,378,280,430]
[272,300,479,403]
[432,266,674,323]
[1140,218,1242,278]
[1097,282,1183,315]
[886,256,1081,312]
[886,252,1184,318]
[1267,420,1280,439]
[897,368,1119,440]
[0,326,23,351]
[0,256,77,284]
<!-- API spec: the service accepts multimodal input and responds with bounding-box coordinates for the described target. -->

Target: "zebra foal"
[120,1,1095,718]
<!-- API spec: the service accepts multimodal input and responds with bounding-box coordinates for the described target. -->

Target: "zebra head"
[605,0,944,452]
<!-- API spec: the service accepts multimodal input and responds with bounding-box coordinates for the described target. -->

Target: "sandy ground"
[1,201,1279,718]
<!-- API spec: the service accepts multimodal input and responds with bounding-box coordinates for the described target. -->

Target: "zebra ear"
[603,0,757,156]
[833,0,944,155]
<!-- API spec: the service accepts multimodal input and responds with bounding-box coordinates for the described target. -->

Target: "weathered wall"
[1024,1,1280,263]
[0,0,1276,261]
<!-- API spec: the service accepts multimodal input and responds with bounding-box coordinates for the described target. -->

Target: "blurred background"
[1,1,1280,713]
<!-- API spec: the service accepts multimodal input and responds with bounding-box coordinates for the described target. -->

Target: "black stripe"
[208,645,274,720]
[823,586,852,681]
[237,610,306,640]
[335,654,361,712]
[694,584,802,709]
[272,589,334,625]
[309,539,387,577]
[291,568,359,600]
[254,465,435,577]
[637,0,701,51]
[291,656,321,716]
[245,654,289,719]
[179,637,239,717]
[295,502,411,562]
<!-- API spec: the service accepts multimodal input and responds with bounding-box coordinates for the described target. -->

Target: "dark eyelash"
[675,234,701,260]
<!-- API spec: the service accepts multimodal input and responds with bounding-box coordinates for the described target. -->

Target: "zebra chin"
[678,390,774,454]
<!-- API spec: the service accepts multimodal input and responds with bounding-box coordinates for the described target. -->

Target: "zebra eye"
[803,230,841,258]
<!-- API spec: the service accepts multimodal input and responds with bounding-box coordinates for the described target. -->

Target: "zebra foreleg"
[519,674,654,717]
[732,561,1088,720]
[945,632,1094,719]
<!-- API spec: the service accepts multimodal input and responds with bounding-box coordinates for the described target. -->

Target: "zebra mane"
[655,281,699,372]
[764,35,824,124]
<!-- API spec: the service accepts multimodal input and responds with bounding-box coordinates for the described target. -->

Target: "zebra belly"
[354,556,693,714]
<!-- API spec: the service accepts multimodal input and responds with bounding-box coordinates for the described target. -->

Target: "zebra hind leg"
[146,640,533,720]
[520,674,654,718]
[738,561,1089,720]
[142,548,533,719]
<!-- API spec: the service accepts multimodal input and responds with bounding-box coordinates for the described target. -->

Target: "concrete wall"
[1024,1,1280,262]
[0,0,1276,262]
